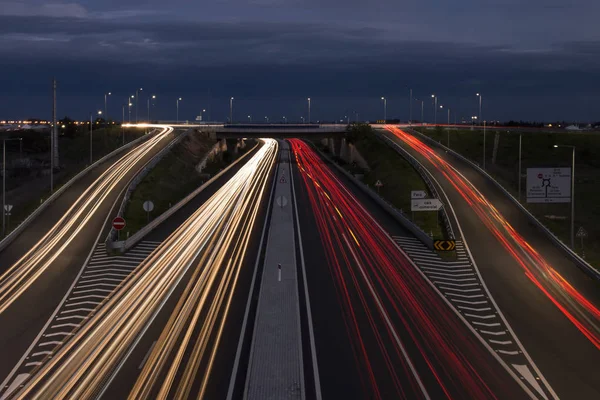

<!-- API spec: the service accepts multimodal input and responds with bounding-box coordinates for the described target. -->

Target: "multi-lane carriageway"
[0,127,597,399]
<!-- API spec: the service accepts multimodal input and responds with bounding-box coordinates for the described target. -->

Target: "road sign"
[279,176,287,184]
[4,204,12,212]
[143,200,154,212]
[112,217,126,231]
[411,190,427,199]
[434,240,456,251]
[375,180,383,187]
[576,227,588,238]
[276,196,288,207]
[526,168,571,203]
[411,198,443,211]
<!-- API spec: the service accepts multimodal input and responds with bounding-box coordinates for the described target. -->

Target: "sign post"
[375,180,383,195]
[526,168,571,203]
[576,226,588,259]
[112,216,126,241]
[4,204,12,233]
[143,200,155,223]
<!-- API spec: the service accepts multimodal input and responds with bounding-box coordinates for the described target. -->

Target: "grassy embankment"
[7,126,144,235]
[414,126,600,269]
[122,135,254,236]
[317,124,444,239]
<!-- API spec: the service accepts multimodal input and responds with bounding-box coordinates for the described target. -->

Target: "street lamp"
[307,97,311,124]
[176,97,182,123]
[148,94,156,121]
[136,88,143,123]
[247,115,252,122]
[90,110,102,165]
[265,116,269,123]
[104,92,111,128]
[476,93,482,125]
[553,144,576,250]
[381,97,387,122]
[431,94,438,125]
[129,96,134,123]
[229,97,234,124]
[301,116,305,123]
[283,116,287,124]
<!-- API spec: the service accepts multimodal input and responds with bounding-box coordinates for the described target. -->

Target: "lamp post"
[176,97,182,123]
[248,115,252,122]
[265,116,269,123]
[229,97,234,124]
[2,137,21,237]
[431,94,438,125]
[476,93,482,125]
[129,95,134,123]
[283,116,287,124]
[518,133,522,202]
[440,105,450,147]
[90,110,102,165]
[307,97,311,123]
[409,88,413,126]
[136,88,143,123]
[553,144,576,249]
[122,104,126,146]
[301,116,305,124]
[381,97,387,122]
[104,92,111,128]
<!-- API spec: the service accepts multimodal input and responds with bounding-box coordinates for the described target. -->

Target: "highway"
[0,126,175,382]
[382,126,600,398]
[288,139,530,399]
[7,139,278,399]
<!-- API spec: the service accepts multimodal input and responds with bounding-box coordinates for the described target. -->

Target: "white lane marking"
[75,277,124,285]
[429,276,477,283]
[31,351,52,357]
[59,308,95,314]
[38,341,62,347]
[498,350,520,355]
[489,339,512,345]
[446,293,485,299]
[68,294,107,302]
[71,288,112,295]
[424,272,475,278]
[50,323,80,329]
[73,282,119,290]
[81,269,131,276]
[1,373,29,400]
[472,321,501,327]
[63,301,101,308]
[55,315,88,321]
[439,287,481,293]
[24,362,42,367]
[85,264,136,270]
[480,330,507,336]
[43,332,74,338]
[450,299,488,305]
[343,235,431,400]
[433,281,478,287]
[421,267,473,273]
[464,313,496,319]
[512,364,549,399]
[138,341,157,370]
[457,306,492,312]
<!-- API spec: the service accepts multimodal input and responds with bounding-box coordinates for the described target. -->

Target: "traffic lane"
[0,132,174,382]
[291,157,368,400]
[144,141,262,243]
[292,142,527,399]
[383,131,600,398]
[101,145,272,399]
[0,133,156,273]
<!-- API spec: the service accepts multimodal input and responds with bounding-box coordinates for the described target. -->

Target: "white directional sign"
[526,168,571,203]
[375,180,383,187]
[4,205,13,212]
[411,198,443,211]
[411,190,427,199]
[276,196,288,207]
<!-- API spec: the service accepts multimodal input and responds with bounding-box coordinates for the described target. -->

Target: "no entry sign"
[112,217,126,231]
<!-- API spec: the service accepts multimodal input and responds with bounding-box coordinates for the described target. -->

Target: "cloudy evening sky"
[0,0,599,122]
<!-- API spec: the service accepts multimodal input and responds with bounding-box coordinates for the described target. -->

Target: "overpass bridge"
[127,123,347,138]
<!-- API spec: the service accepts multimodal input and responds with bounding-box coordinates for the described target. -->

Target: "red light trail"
[289,139,520,399]
[385,126,600,350]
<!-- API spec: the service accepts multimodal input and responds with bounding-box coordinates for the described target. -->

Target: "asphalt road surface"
[382,126,600,399]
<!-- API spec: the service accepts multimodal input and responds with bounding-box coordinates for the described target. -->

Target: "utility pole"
[90,112,93,165]
[51,78,57,193]
[483,120,487,170]
[307,97,311,124]
[122,105,125,146]
[409,89,413,126]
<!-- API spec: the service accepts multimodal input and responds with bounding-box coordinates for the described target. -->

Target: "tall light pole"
[554,144,576,249]
[381,97,387,122]
[307,97,311,124]
[229,97,234,124]
[90,110,101,165]
[483,120,487,170]
[51,77,57,193]
[122,104,126,146]
[136,88,143,123]
[476,93,482,125]
[149,95,156,122]
[129,95,134,123]
[431,94,438,125]
[176,97,182,123]
[265,116,269,123]
[247,115,252,122]
[301,116,305,124]
[283,116,287,124]
[518,133,522,202]
[2,137,21,237]
[440,105,450,147]
[104,92,111,128]
[409,88,413,126]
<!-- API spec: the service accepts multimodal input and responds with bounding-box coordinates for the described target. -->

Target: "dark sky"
[1,0,599,122]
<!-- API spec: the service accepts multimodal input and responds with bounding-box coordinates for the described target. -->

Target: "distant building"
[565,125,581,131]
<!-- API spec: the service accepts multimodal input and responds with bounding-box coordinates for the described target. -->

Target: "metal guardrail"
[405,127,600,281]
[107,129,192,242]
[105,141,260,253]
[311,143,434,250]
[0,130,157,253]
[375,132,455,240]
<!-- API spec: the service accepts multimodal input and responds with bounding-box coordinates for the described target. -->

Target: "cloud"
[0,1,88,18]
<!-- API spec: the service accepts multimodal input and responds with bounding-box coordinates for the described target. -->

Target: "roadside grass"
[5,127,145,237]
[414,126,600,269]
[317,124,445,240]
[123,137,254,236]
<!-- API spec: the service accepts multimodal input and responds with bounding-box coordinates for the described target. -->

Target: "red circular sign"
[112,217,126,231]
[538,173,543,179]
